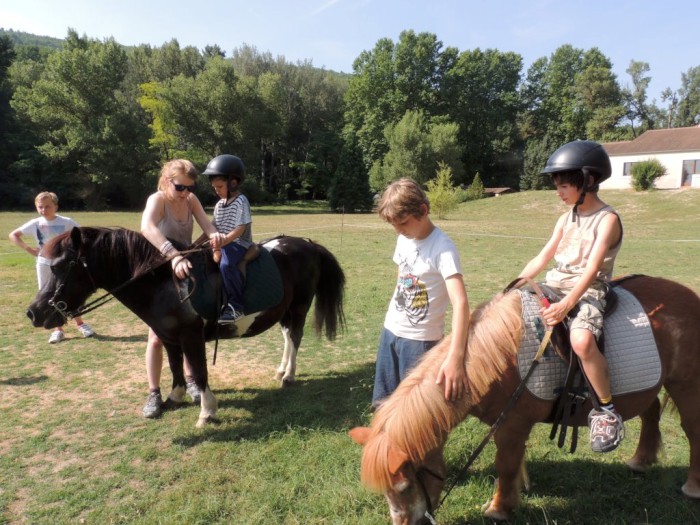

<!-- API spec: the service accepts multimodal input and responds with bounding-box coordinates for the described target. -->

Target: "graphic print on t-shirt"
[394,250,429,326]
[37,223,70,249]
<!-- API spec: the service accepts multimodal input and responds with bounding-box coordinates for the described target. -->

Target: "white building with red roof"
[601,126,700,189]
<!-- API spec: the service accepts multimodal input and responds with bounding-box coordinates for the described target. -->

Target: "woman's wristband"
[160,240,176,257]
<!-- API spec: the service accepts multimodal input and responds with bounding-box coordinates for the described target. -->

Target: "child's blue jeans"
[372,327,439,407]
[220,242,247,312]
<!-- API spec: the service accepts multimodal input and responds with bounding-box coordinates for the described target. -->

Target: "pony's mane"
[43,227,163,276]
[360,291,523,492]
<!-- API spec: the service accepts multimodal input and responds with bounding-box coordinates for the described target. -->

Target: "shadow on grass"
[92,334,145,343]
[173,362,375,447]
[0,374,49,386]
[441,458,698,524]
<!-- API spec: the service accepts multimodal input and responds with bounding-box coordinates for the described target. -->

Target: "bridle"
[48,252,100,321]
[411,464,444,525]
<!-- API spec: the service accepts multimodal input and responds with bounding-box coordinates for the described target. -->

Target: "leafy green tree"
[675,66,700,126]
[204,44,226,59]
[345,31,449,169]
[631,159,666,191]
[660,87,679,128]
[519,45,625,188]
[370,110,462,190]
[11,30,154,207]
[345,37,400,167]
[328,135,373,212]
[521,46,622,144]
[0,35,25,206]
[622,61,656,135]
[464,172,484,201]
[442,48,522,187]
[426,162,458,219]
[521,134,558,190]
[158,56,246,161]
[138,81,178,159]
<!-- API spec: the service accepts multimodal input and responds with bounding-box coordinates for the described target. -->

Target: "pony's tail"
[312,241,346,340]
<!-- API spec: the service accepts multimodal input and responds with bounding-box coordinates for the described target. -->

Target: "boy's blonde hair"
[377,178,430,222]
[157,159,198,192]
[35,191,58,205]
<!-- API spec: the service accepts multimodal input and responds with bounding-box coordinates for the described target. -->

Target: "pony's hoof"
[682,481,700,499]
[626,458,650,473]
[196,415,221,428]
[275,371,284,381]
[281,378,295,388]
[481,500,510,521]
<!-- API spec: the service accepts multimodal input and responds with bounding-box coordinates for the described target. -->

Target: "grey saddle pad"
[517,287,662,401]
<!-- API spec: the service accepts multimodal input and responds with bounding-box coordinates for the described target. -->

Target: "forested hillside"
[0,28,697,210]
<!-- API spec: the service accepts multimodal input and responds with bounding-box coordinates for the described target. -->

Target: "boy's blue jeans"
[372,327,439,407]
[220,242,247,312]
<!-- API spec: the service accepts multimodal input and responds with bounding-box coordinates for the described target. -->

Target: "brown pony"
[350,275,700,523]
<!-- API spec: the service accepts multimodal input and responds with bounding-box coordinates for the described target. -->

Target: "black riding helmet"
[542,140,611,185]
[542,140,611,216]
[203,154,246,184]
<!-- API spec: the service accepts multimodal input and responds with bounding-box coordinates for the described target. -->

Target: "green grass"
[1,189,699,524]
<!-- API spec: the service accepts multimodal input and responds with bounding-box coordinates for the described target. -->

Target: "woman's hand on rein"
[171,255,192,279]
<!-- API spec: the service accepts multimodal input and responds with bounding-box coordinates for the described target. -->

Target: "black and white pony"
[27,227,345,427]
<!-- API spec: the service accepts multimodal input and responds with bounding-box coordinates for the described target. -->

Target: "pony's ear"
[348,427,371,445]
[387,446,410,475]
[70,226,82,248]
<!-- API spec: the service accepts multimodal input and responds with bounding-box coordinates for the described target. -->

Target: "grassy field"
[1,189,699,524]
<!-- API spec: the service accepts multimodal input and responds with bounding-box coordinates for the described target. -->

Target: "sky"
[1,0,697,103]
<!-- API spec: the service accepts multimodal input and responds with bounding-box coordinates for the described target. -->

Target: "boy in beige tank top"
[518,140,625,453]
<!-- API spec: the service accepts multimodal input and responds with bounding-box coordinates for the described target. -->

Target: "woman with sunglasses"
[139,159,219,418]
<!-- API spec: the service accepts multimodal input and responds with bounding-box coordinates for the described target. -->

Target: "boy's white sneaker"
[78,323,95,338]
[48,330,65,344]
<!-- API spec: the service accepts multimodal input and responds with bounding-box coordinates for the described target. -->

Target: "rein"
[49,240,214,321]
[424,278,552,523]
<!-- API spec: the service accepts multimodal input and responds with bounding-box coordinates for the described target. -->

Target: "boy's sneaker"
[589,406,625,453]
[218,304,244,324]
[186,381,202,404]
[48,330,65,344]
[78,323,95,338]
[143,391,164,419]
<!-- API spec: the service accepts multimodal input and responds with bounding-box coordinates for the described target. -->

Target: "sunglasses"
[171,180,196,192]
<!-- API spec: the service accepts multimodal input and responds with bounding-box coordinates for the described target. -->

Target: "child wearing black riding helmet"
[204,154,253,323]
[518,140,625,453]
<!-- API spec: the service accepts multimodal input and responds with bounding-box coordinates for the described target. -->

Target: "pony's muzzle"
[26,307,44,328]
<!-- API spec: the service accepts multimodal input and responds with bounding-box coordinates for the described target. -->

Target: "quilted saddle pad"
[516,287,662,401]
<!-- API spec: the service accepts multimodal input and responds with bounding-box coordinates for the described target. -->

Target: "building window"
[623,162,637,176]
[683,159,700,174]
[682,159,700,186]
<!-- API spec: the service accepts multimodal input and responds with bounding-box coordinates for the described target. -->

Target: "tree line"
[0,28,698,211]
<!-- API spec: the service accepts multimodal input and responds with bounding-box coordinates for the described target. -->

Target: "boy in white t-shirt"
[372,178,470,408]
[9,191,95,343]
